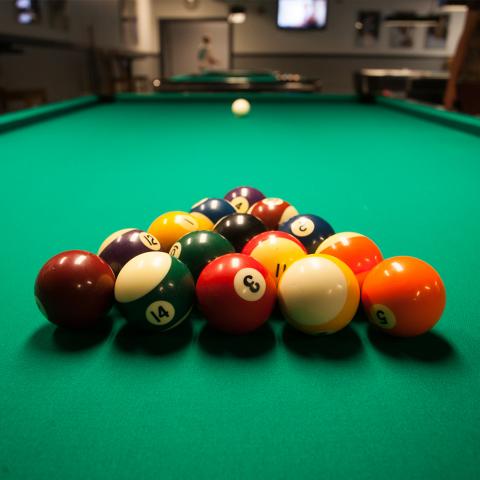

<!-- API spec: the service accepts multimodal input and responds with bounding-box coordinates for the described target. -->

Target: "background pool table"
[1,93,479,480]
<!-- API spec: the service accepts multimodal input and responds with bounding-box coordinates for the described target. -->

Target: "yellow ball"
[148,211,201,252]
[232,98,250,117]
[190,212,215,231]
[242,231,307,285]
[278,254,360,335]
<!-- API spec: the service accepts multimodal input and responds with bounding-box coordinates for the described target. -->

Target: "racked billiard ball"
[362,256,446,337]
[169,230,235,280]
[224,186,265,213]
[280,214,334,253]
[114,251,195,331]
[249,198,298,230]
[196,253,276,334]
[242,231,307,285]
[190,197,236,224]
[278,254,360,335]
[98,228,161,276]
[34,250,115,329]
[316,232,382,287]
[148,211,201,252]
[213,213,267,252]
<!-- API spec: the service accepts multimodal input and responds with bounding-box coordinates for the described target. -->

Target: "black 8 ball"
[213,213,267,252]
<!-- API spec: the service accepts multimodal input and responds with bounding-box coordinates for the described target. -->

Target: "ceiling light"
[228,5,246,24]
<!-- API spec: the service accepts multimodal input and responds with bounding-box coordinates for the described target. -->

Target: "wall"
[0,0,469,105]
[0,0,158,106]
[153,0,467,92]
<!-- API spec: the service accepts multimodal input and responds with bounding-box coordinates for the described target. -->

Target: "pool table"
[1,93,479,480]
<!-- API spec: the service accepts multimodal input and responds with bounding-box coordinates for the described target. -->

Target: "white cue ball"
[232,98,251,117]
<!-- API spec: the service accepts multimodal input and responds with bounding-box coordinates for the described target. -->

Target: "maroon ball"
[34,250,115,329]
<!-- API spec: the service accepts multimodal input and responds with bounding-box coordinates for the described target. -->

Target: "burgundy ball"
[34,250,115,329]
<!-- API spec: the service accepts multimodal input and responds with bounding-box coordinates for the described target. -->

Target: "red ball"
[196,253,276,334]
[34,250,115,329]
[249,197,298,230]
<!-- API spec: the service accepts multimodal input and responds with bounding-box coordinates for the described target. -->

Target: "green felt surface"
[1,95,480,480]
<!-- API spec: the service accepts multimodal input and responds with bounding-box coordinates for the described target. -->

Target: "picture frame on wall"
[355,11,381,47]
[389,25,415,48]
[425,15,449,49]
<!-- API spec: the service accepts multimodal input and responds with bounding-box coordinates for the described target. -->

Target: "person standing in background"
[197,35,219,72]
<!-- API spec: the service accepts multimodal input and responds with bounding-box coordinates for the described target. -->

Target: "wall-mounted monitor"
[277,0,328,30]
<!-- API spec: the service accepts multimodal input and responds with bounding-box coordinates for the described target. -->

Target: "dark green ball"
[169,230,235,280]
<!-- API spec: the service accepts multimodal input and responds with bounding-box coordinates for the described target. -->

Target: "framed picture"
[425,15,449,49]
[355,11,381,47]
[389,25,414,48]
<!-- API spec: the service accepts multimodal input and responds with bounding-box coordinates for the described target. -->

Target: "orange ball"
[362,256,446,337]
[316,232,383,287]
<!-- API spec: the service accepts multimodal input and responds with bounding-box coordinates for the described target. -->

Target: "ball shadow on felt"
[282,323,363,360]
[198,322,276,358]
[114,318,193,356]
[367,325,455,363]
[28,315,114,353]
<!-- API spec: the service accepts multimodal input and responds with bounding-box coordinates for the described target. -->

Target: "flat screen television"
[277,0,328,30]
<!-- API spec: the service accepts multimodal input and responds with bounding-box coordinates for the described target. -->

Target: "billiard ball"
[315,232,382,287]
[224,186,265,213]
[169,230,235,280]
[190,212,214,231]
[148,211,201,252]
[213,213,267,252]
[278,254,360,335]
[249,198,298,230]
[190,197,236,224]
[280,214,334,253]
[114,251,195,331]
[232,98,250,117]
[98,228,161,276]
[242,231,307,285]
[34,250,115,329]
[196,253,276,334]
[361,256,446,337]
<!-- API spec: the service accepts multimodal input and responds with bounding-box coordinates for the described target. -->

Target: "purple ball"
[224,186,265,213]
[98,228,161,276]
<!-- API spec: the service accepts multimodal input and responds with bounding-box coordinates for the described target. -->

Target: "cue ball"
[232,98,250,117]
[98,228,161,276]
[278,254,360,335]
[316,232,382,287]
[196,253,276,334]
[361,256,446,337]
[34,250,115,329]
[114,251,195,331]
